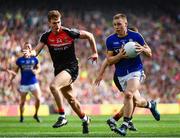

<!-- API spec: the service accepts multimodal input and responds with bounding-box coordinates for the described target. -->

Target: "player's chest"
[111,38,134,54]
[20,59,36,69]
[47,32,73,47]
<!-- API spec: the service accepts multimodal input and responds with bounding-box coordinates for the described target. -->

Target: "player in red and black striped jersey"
[32,10,98,134]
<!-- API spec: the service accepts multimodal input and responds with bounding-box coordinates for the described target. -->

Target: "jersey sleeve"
[69,28,80,39]
[40,32,50,44]
[136,33,145,46]
[34,57,39,65]
[63,27,80,39]
[106,37,113,51]
[16,58,20,66]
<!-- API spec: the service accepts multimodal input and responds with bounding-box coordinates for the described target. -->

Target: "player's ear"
[48,21,51,27]
[125,22,128,28]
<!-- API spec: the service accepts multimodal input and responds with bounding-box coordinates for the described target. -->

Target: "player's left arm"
[79,30,98,62]
[135,43,152,57]
[142,43,152,57]
[94,59,109,86]
[32,59,41,75]
[33,64,40,75]
[135,33,152,57]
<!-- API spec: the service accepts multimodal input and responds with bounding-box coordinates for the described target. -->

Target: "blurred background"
[0,0,179,116]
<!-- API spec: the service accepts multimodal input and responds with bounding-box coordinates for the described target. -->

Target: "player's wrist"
[31,50,36,56]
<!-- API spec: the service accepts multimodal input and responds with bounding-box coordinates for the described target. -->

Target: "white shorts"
[117,70,145,92]
[18,83,40,93]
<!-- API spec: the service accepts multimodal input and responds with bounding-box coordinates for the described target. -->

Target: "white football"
[124,42,137,58]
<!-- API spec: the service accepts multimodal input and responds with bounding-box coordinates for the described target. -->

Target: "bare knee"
[133,97,146,107]
[35,97,40,103]
[50,84,59,94]
[124,91,133,99]
[20,100,25,106]
[134,99,140,106]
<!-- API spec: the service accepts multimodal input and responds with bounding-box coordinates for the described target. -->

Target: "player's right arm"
[8,64,19,86]
[31,32,48,56]
[106,37,127,65]
[106,49,127,65]
[31,42,45,56]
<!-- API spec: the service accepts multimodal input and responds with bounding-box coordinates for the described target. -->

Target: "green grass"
[0,114,180,137]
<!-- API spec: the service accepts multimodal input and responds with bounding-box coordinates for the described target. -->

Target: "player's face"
[49,18,61,34]
[113,18,127,36]
[22,43,32,58]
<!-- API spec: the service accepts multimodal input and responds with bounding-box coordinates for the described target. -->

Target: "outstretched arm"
[30,42,45,57]
[79,30,98,62]
[0,65,16,76]
[94,59,109,86]
[8,64,19,86]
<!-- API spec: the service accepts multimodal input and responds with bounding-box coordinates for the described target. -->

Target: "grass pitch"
[0,114,180,137]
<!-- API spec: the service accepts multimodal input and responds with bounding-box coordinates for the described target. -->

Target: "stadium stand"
[0,0,179,113]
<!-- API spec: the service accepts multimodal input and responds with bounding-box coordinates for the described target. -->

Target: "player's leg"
[19,92,28,122]
[107,104,137,131]
[31,83,41,122]
[50,70,72,128]
[133,90,160,121]
[128,99,137,131]
[113,74,124,121]
[107,75,124,130]
[107,74,137,131]
[107,107,123,131]
[61,85,90,134]
[133,90,148,107]
[115,78,140,136]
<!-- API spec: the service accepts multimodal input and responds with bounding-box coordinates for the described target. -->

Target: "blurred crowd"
[0,9,179,107]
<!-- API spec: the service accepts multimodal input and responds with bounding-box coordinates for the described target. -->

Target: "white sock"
[60,114,66,118]
[122,122,129,127]
[82,115,88,122]
[148,101,152,108]
[110,117,116,123]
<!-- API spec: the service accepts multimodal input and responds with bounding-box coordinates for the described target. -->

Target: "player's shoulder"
[41,30,52,37]
[31,56,39,63]
[61,26,71,31]
[62,26,79,34]
[106,33,116,41]
[17,56,24,61]
[16,56,24,64]
[61,26,80,38]
[30,56,38,59]
[128,29,142,37]
[128,29,138,35]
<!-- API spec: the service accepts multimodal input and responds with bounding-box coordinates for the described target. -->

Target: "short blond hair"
[24,42,32,50]
[113,13,127,23]
[48,10,61,21]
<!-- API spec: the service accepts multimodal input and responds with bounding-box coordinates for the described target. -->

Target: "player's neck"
[52,31,58,35]
[52,27,62,35]
[117,30,128,38]
[24,55,30,58]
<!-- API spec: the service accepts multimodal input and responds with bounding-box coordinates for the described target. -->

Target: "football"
[124,41,138,58]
